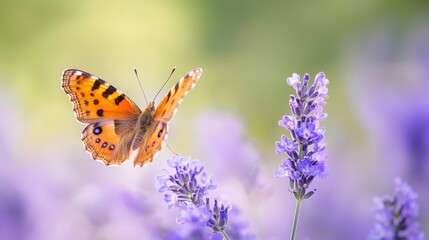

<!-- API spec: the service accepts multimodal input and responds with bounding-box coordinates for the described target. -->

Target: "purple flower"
[369,178,424,240]
[298,158,319,177]
[157,155,238,237]
[295,122,319,142]
[205,198,230,232]
[275,158,299,179]
[278,115,297,131]
[275,135,298,155]
[156,155,216,207]
[275,72,329,200]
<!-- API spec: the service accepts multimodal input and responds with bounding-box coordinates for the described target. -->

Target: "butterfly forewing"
[154,68,202,123]
[133,68,202,166]
[62,69,142,123]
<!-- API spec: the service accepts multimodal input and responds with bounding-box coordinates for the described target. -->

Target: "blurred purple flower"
[0,182,30,240]
[157,155,234,238]
[193,111,260,191]
[191,111,263,239]
[177,204,213,226]
[339,21,429,240]
[275,72,329,200]
[345,22,429,183]
[223,208,256,240]
[369,178,424,240]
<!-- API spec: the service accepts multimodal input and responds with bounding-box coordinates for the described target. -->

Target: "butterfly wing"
[82,119,137,165]
[62,69,142,123]
[62,69,142,165]
[133,68,202,167]
[154,68,202,123]
[133,121,168,167]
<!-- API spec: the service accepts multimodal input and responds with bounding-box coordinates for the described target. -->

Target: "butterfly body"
[138,103,155,133]
[62,68,202,167]
[132,103,158,150]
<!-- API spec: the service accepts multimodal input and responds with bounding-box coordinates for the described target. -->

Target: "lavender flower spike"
[156,155,237,239]
[369,178,424,240]
[275,72,329,200]
[156,155,216,207]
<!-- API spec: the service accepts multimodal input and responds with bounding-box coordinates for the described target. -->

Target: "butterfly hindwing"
[81,120,137,165]
[62,69,142,123]
[154,68,202,123]
[134,121,168,167]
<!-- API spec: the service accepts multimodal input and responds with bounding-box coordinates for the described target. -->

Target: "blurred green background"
[1,0,428,239]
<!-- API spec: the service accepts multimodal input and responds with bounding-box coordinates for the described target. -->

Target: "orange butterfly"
[62,68,202,167]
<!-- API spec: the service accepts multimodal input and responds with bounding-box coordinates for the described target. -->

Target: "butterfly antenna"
[165,140,179,156]
[133,68,149,105]
[153,67,176,102]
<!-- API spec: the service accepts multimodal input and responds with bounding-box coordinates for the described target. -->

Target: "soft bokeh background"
[1,1,428,239]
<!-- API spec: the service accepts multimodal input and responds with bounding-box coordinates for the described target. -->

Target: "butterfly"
[62,68,202,167]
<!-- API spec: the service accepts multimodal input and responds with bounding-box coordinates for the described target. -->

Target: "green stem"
[290,199,302,240]
[221,229,231,240]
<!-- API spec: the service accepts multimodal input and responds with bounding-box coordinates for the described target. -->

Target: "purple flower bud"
[205,198,230,233]
[287,73,301,90]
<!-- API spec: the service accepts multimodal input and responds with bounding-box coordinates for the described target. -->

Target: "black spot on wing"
[166,91,172,102]
[174,82,179,93]
[93,99,99,105]
[91,79,104,91]
[93,127,102,135]
[96,109,104,117]
[114,94,125,105]
[102,85,116,98]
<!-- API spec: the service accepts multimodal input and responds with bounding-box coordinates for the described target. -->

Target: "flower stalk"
[290,199,301,240]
